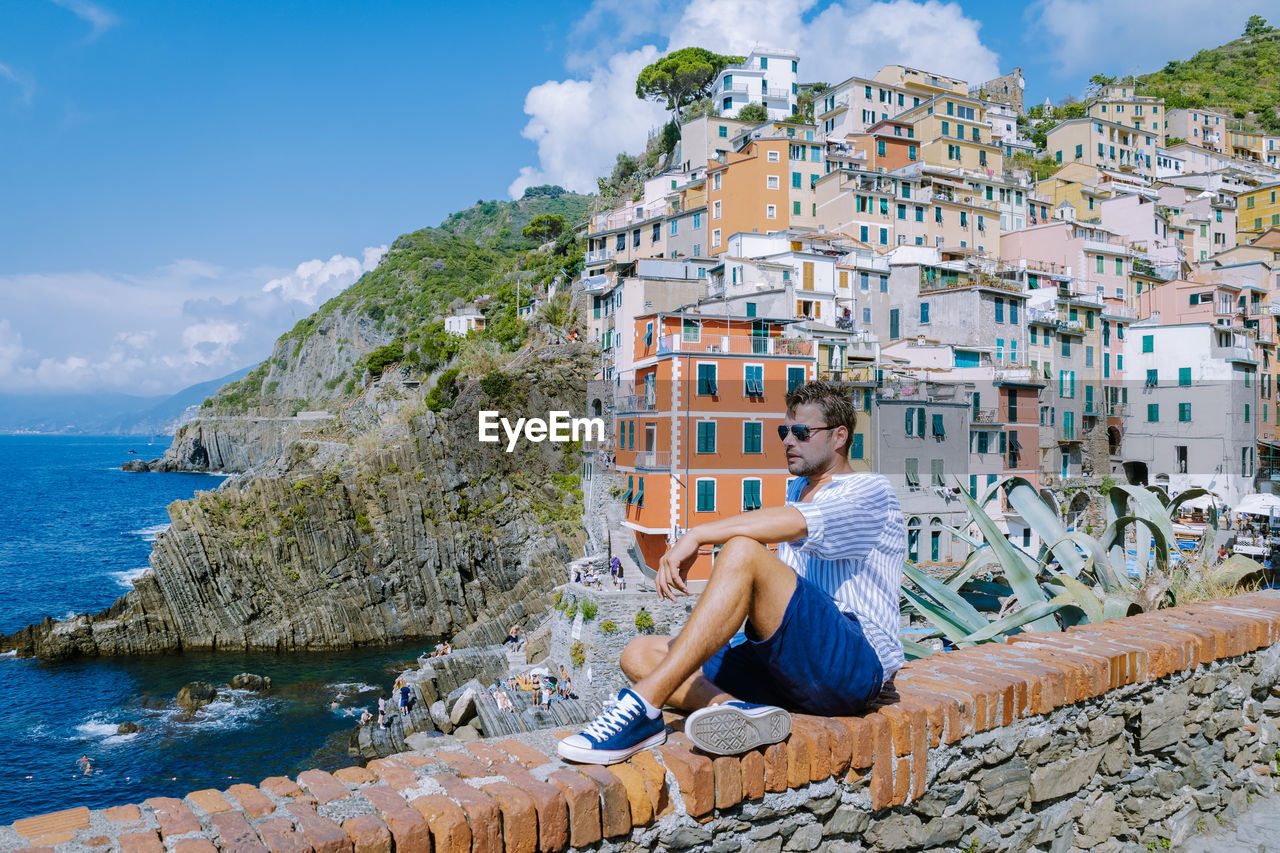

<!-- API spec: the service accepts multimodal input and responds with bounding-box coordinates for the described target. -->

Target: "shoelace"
[581,696,643,740]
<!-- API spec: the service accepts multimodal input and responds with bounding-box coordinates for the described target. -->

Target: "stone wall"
[6,591,1280,853]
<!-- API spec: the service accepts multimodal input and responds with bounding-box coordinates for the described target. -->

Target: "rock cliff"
[3,344,596,660]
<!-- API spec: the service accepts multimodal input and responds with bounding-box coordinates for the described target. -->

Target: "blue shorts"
[701,574,884,716]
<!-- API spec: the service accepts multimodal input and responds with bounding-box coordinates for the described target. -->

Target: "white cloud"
[0,63,35,106]
[0,245,388,394]
[1027,0,1264,76]
[47,0,119,39]
[510,0,1001,197]
[262,246,387,305]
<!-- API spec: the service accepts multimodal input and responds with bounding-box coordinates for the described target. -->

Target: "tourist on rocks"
[503,624,522,647]
[616,561,625,590]
[399,683,411,717]
[557,381,905,764]
[359,709,373,726]
[377,694,387,729]
[559,665,574,700]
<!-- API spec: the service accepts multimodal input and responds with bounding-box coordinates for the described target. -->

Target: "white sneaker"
[685,701,791,756]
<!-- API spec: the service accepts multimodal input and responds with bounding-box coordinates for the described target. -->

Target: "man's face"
[781,402,845,477]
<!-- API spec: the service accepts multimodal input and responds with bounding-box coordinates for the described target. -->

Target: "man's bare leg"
[620,636,734,710]
[626,536,797,710]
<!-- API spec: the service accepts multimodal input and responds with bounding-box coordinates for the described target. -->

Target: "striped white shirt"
[778,472,906,679]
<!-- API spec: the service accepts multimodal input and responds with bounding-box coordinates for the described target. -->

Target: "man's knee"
[715,535,767,569]
[620,635,673,681]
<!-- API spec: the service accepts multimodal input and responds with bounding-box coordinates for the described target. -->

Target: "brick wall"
[5,591,1280,853]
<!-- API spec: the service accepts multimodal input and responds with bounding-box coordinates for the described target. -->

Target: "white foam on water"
[111,567,152,589]
[167,691,276,732]
[74,719,122,740]
[1,650,16,659]
[127,523,170,543]
[326,682,378,694]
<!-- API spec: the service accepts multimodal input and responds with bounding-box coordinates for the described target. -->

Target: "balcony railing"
[616,394,658,413]
[634,451,672,470]
[819,366,877,386]
[971,408,999,424]
[994,366,1039,385]
[763,87,791,100]
[586,249,615,264]
[1107,402,1129,417]
[655,334,813,357]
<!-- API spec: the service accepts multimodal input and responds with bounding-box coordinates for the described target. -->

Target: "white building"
[444,310,486,336]
[711,47,800,122]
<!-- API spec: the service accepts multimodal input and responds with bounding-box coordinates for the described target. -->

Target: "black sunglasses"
[777,425,837,442]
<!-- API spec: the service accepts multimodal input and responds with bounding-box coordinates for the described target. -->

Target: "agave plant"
[900,477,1262,659]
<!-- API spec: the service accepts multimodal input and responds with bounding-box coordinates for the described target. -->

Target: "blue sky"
[0,0,1272,395]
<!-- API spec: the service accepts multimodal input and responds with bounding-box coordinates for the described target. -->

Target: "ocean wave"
[127,523,170,542]
[74,719,122,740]
[167,692,277,732]
[325,682,378,694]
[1,650,16,659]
[111,567,151,589]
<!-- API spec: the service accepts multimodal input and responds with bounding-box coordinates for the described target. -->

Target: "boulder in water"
[176,681,218,712]
[117,721,141,734]
[229,673,272,692]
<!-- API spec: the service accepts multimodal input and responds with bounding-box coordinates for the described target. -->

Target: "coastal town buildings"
[578,48,1280,575]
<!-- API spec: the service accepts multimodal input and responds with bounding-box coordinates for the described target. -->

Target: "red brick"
[211,811,269,853]
[995,645,1082,706]
[740,749,766,801]
[434,774,503,853]
[658,741,715,817]
[606,762,653,825]
[104,805,143,824]
[574,764,630,839]
[963,652,1059,715]
[1135,614,1218,665]
[342,814,391,853]
[891,675,980,739]
[409,795,470,853]
[395,753,433,769]
[782,722,813,787]
[627,750,672,817]
[1070,624,1180,681]
[867,713,895,810]
[501,758,578,845]
[144,797,201,838]
[261,777,305,799]
[118,832,163,853]
[1006,636,1113,698]
[367,758,418,791]
[227,784,278,819]
[187,788,234,815]
[1059,632,1148,685]
[492,740,553,769]
[762,740,789,792]
[711,755,743,810]
[85,836,112,848]
[286,803,353,853]
[932,660,1024,724]
[333,766,376,786]
[547,769,603,848]
[832,716,875,769]
[893,756,911,805]
[1176,611,1244,659]
[482,781,537,853]
[870,705,915,758]
[297,770,352,805]
[892,685,965,744]
[463,742,508,768]
[433,751,490,779]
[30,832,76,846]
[173,840,219,853]
[791,717,833,780]
[257,817,312,853]
[920,662,1008,727]
[817,718,853,777]
[361,786,431,853]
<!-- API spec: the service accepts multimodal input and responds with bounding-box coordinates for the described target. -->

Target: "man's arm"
[655,506,807,601]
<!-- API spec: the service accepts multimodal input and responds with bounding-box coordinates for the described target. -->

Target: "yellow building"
[1238,183,1280,241]
[1086,84,1165,146]
[1229,128,1265,163]
[892,95,1003,174]
[1046,118,1158,174]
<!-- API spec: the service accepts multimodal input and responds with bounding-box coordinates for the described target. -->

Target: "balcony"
[819,365,877,386]
[585,249,615,264]
[971,407,999,425]
[918,270,1024,295]
[634,451,672,470]
[616,394,658,413]
[1107,402,1129,417]
[763,87,791,100]
[655,334,813,357]
[994,366,1040,385]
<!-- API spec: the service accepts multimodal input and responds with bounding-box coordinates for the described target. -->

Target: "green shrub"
[600,619,617,634]
[552,590,563,608]
[580,599,598,621]
[570,641,586,668]
[563,601,578,620]
[355,513,373,534]
[480,370,512,398]
[635,608,654,633]
[365,342,404,378]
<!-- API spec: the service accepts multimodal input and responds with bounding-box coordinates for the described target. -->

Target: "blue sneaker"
[556,688,667,764]
[685,701,791,756]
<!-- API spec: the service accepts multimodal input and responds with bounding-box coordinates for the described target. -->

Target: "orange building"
[614,313,817,581]
[707,138,793,255]
[842,119,920,172]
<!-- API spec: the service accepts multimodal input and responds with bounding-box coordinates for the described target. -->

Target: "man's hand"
[655,532,701,602]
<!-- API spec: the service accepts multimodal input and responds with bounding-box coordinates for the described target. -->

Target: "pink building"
[1000,220,1133,306]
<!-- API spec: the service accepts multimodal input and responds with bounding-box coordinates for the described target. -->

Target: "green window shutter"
[1179,367,1191,386]
[1147,404,1159,422]
[999,431,1007,453]
[977,431,988,454]
[792,172,801,188]
[1179,403,1191,422]
[931,413,944,437]
[1142,335,1153,353]
[905,407,914,436]
[917,408,926,438]
[851,433,864,459]
[1246,404,1251,423]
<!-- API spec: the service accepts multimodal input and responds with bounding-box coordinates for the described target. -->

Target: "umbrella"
[1234,493,1280,517]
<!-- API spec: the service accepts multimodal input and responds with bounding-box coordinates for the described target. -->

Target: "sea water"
[0,436,423,824]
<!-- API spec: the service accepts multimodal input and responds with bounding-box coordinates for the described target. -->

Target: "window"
[696,479,716,512]
[718,125,728,138]
[766,204,777,220]
[879,227,888,245]
[741,478,762,512]
[793,200,801,216]
[931,413,945,438]
[712,200,721,220]
[931,459,945,487]
[683,319,701,342]
[696,421,716,453]
[767,175,780,189]
[767,150,780,162]
[1179,403,1191,422]
[977,431,989,454]
[692,212,701,228]
[850,433,864,459]
[897,203,906,220]
[920,302,930,323]
[787,366,806,392]
[1147,403,1159,422]
[744,364,764,397]
[1096,255,1104,274]
[905,458,920,490]
[1010,301,1018,324]
[1245,403,1251,423]
[905,407,914,436]
[880,276,888,293]
[908,144,917,161]
[915,206,924,222]
[1061,337,1071,357]
[713,172,721,191]
[1179,367,1191,386]
[994,298,1004,323]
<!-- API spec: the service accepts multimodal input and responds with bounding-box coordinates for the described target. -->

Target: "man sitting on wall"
[558,381,906,764]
